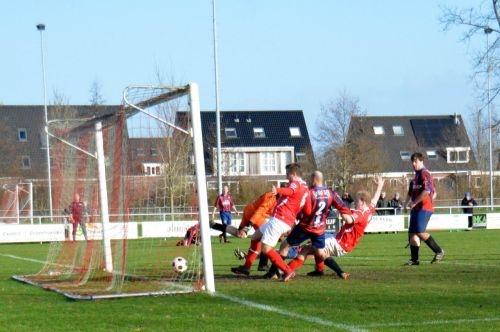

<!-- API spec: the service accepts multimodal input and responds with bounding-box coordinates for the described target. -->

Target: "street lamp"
[484,26,494,210]
[37,23,53,220]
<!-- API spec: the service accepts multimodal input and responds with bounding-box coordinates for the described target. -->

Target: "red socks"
[288,257,304,271]
[243,240,261,270]
[266,249,291,274]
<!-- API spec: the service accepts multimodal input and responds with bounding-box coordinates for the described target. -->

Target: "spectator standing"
[376,191,389,215]
[388,192,403,215]
[461,192,478,228]
[341,192,354,208]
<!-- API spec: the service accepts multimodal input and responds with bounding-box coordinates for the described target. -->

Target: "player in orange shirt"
[211,191,277,271]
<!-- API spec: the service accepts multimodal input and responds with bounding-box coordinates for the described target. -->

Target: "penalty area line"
[0,253,47,265]
[215,292,366,332]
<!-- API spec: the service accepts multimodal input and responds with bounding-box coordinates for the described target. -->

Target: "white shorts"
[260,217,291,247]
[323,236,346,257]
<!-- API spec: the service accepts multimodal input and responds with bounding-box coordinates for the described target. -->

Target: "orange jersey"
[239,192,277,230]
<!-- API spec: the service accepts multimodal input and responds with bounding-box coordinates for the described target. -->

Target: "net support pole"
[28,182,33,225]
[189,83,215,294]
[15,185,20,225]
[95,121,113,273]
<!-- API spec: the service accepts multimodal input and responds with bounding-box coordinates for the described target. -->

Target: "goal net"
[13,83,215,299]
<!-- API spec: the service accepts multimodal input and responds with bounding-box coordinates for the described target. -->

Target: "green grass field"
[1,230,499,331]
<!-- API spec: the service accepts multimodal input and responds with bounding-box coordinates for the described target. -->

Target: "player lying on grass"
[176,223,200,246]
[265,170,351,279]
[231,163,308,280]
[212,191,277,271]
[286,175,385,279]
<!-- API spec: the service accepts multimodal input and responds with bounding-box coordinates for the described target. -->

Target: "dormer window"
[392,126,404,136]
[373,126,385,135]
[447,147,469,163]
[136,148,145,156]
[253,127,266,138]
[400,151,411,160]
[427,150,437,160]
[225,128,237,138]
[289,127,301,137]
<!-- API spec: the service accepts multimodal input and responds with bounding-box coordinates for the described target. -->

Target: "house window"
[427,150,437,160]
[225,127,237,138]
[151,148,158,157]
[253,127,266,138]
[137,148,145,156]
[143,163,162,176]
[296,152,306,162]
[262,152,277,173]
[392,126,404,136]
[447,148,469,163]
[229,152,245,174]
[474,177,482,188]
[289,127,301,137]
[21,156,31,169]
[18,128,27,142]
[373,126,385,135]
[400,151,411,160]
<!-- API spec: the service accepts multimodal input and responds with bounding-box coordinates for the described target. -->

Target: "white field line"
[0,253,49,265]
[359,317,500,329]
[215,292,365,332]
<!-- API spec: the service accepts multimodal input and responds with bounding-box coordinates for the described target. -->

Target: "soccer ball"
[172,257,188,273]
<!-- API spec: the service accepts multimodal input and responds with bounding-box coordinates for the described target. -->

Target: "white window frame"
[373,126,385,135]
[261,152,278,175]
[253,127,266,138]
[225,127,237,138]
[21,155,31,169]
[143,162,163,176]
[296,152,306,162]
[289,127,301,137]
[392,126,404,136]
[18,128,27,142]
[427,150,437,160]
[400,151,411,160]
[446,147,470,164]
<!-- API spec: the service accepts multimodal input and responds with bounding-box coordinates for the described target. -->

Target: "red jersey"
[299,187,351,235]
[409,168,434,212]
[273,179,309,227]
[214,194,234,212]
[69,201,85,222]
[336,203,375,253]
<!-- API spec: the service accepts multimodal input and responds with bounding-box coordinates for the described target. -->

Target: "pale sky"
[1,1,488,145]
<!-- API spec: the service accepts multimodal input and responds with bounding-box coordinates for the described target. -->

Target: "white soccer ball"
[172,257,188,273]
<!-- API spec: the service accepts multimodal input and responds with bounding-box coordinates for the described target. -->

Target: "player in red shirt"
[231,163,308,280]
[403,152,444,265]
[69,193,88,241]
[287,176,385,279]
[269,171,351,278]
[212,186,239,243]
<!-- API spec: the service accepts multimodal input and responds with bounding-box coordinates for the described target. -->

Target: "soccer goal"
[12,83,215,299]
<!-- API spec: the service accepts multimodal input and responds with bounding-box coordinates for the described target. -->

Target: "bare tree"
[315,91,386,191]
[440,0,500,113]
[89,79,105,106]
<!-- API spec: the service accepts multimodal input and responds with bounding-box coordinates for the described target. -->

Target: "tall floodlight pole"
[37,23,53,221]
[212,0,223,195]
[485,27,494,210]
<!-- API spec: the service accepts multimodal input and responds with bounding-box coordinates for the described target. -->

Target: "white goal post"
[123,83,215,293]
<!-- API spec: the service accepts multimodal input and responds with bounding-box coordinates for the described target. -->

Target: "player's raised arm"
[370,176,385,207]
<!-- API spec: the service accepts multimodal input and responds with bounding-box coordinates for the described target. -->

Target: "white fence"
[1,209,500,244]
